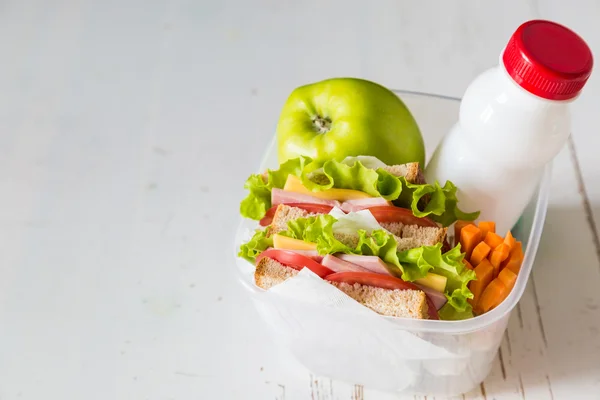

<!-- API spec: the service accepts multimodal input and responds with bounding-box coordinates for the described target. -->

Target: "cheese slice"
[283,175,372,201]
[272,234,317,251]
[415,272,448,293]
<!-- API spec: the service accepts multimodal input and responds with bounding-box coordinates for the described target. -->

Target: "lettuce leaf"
[399,180,480,226]
[434,244,477,313]
[240,156,478,225]
[238,228,273,263]
[300,158,478,226]
[281,214,404,276]
[240,156,312,220]
[398,243,476,317]
[438,304,474,320]
[396,245,442,281]
[301,159,402,200]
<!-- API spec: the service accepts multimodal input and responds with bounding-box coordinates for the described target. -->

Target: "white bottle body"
[425,62,572,234]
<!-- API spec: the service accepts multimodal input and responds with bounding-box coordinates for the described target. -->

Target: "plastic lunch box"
[233,90,551,396]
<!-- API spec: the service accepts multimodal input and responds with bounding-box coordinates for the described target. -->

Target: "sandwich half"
[255,257,431,319]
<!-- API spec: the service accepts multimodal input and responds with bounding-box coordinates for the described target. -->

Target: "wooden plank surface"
[0,1,599,399]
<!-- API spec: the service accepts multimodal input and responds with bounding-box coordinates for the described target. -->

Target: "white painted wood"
[0,1,598,399]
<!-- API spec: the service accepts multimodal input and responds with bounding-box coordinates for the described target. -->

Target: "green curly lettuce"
[239,156,312,220]
[280,214,404,276]
[398,243,476,318]
[240,156,478,226]
[300,159,403,200]
[237,228,273,263]
[301,159,478,226]
[400,180,480,227]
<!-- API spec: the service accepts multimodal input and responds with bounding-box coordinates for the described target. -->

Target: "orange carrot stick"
[504,231,517,251]
[476,279,508,314]
[460,224,482,260]
[478,221,496,238]
[484,231,504,249]
[490,243,511,276]
[468,259,494,309]
[471,241,491,267]
[455,220,476,247]
[501,241,524,274]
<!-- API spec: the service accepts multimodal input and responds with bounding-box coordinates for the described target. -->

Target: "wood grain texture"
[0,1,599,399]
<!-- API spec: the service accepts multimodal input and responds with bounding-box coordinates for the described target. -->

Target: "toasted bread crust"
[267,204,315,237]
[381,162,421,183]
[332,281,429,319]
[255,257,299,290]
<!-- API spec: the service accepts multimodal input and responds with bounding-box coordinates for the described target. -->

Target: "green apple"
[276,78,425,167]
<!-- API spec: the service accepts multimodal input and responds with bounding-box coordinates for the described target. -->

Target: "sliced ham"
[340,197,392,213]
[321,254,372,273]
[271,188,341,208]
[334,254,393,275]
[414,283,447,310]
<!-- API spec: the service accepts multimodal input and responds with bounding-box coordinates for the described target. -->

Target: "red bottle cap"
[502,20,593,100]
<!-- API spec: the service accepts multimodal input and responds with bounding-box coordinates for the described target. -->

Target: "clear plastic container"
[232,90,551,396]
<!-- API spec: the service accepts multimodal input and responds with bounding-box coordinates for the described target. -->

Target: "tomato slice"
[256,248,334,278]
[325,272,440,320]
[367,206,438,227]
[259,203,334,226]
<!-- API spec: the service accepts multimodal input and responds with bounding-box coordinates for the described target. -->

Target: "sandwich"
[238,156,479,320]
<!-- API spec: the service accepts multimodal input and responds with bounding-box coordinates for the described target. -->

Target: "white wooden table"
[1,1,599,399]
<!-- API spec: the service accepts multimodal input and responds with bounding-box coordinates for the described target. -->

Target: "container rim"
[232,89,552,334]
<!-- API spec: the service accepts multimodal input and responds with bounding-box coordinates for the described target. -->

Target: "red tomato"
[367,206,438,227]
[325,272,440,320]
[256,249,334,278]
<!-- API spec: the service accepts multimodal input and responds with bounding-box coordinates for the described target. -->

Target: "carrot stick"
[468,258,494,309]
[471,241,491,267]
[455,220,476,247]
[498,267,518,291]
[501,241,524,274]
[484,231,504,249]
[490,243,511,276]
[478,221,496,238]
[476,279,508,314]
[504,231,517,251]
[460,224,482,260]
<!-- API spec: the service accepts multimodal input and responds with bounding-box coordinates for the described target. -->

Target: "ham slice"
[321,254,372,273]
[414,283,447,310]
[334,254,393,275]
[340,197,392,213]
[271,188,341,208]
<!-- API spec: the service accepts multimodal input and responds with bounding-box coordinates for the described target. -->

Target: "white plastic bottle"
[425,20,593,234]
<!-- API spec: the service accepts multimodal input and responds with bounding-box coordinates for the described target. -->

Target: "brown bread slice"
[269,205,447,251]
[255,257,299,289]
[266,204,317,237]
[381,162,422,183]
[379,222,448,251]
[254,258,429,319]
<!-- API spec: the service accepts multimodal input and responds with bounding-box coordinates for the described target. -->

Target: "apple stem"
[313,116,331,133]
